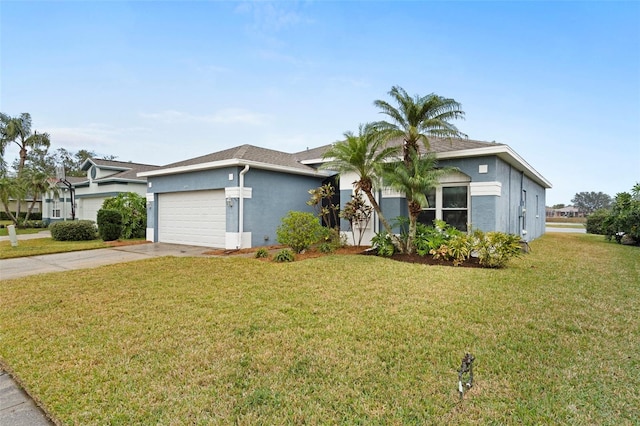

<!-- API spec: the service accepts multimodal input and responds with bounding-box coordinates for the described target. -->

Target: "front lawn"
[0,234,638,424]
[0,238,146,259]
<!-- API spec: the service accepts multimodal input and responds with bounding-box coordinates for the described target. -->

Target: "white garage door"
[78,197,106,222]
[158,190,226,247]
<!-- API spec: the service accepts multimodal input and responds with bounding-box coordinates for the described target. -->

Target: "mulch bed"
[209,244,484,268]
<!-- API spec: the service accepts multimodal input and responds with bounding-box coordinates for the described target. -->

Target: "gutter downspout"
[238,165,250,249]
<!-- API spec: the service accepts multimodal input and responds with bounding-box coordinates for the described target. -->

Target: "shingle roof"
[84,158,160,182]
[163,144,317,172]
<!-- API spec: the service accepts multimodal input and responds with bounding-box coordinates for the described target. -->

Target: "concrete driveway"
[0,242,215,281]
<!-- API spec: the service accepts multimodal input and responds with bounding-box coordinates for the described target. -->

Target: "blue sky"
[1,1,638,205]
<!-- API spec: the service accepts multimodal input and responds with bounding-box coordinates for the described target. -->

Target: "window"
[418,185,469,231]
[52,201,61,218]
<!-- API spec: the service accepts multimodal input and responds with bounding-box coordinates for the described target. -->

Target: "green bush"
[273,248,295,262]
[430,233,472,266]
[415,220,462,256]
[97,209,123,241]
[102,192,147,239]
[49,220,97,241]
[586,209,610,235]
[371,231,396,257]
[472,230,522,268]
[22,220,46,229]
[276,211,324,253]
[603,187,640,245]
[255,248,269,258]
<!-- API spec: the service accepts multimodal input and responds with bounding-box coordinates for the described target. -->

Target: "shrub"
[102,192,147,239]
[49,220,97,241]
[602,187,640,245]
[22,220,46,229]
[472,230,522,268]
[430,233,472,266]
[273,248,295,262]
[371,231,396,257]
[415,220,462,256]
[255,248,269,258]
[586,209,610,235]
[276,211,324,253]
[97,209,123,241]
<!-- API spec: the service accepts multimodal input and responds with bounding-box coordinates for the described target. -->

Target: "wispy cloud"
[235,1,310,33]
[140,108,270,126]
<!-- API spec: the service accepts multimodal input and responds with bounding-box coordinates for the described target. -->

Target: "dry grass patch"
[1,234,638,424]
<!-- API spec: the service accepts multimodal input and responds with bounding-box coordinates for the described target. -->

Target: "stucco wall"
[146,167,325,248]
[243,168,324,247]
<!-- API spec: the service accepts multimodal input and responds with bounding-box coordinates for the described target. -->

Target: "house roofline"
[138,158,334,178]
[436,145,552,189]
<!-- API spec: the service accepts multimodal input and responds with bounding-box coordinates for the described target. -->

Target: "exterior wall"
[74,182,148,222]
[146,167,325,248]
[243,169,324,247]
[493,157,546,240]
[335,154,547,244]
[42,191,74,223]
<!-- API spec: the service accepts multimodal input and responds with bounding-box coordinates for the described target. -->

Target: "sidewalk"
[0,370,52,425]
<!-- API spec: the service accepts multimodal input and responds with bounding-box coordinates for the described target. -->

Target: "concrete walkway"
[0,370,52,425]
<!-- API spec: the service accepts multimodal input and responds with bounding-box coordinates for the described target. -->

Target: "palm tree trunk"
[363,188,404,252]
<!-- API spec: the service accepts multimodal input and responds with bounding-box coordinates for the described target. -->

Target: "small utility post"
[7,224,18,247]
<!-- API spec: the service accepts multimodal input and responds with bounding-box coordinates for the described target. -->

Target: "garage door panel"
[158,190,225,247]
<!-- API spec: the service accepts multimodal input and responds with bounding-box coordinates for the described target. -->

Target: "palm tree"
[1,113,51,177]
[20,167,56,223]
[0,173,22,224]
[321,123,402,247]
[381,149,457,253]
[373,86,466,165]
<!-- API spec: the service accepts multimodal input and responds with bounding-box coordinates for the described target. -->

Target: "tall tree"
[373,86,466,165]
[373,87,466,249]
[1,113,51,177]
[381,149,457,253]
[321,123,402,248]
[571,191,612,214]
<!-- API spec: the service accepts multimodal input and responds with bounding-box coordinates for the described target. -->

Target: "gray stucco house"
[139,139,551,249]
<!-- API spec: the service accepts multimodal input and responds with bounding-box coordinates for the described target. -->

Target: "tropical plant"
[373,86,466,165]
[102,192,147,239]
[255,248,269,259]
[306,183,340,228]
[321,123,401,248]
[381,150,457,253]
[371,230,396,257]
[472,230,522,268]
[339,190,373,246]
[0,173,21,224]
[0,113,51,178]
[276,211,324,253]
[273,248,295,262]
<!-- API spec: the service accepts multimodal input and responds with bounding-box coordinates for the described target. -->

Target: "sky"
[1,0,638,206]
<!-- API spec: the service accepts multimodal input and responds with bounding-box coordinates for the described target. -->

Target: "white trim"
[436,145,552,189]
[225,232,252,250]
[146,193,154,202]
[381,187,403,198]
[225,187,252,199]
[146,228,154,242]
[138,158,333,178]
[470,181,502,197]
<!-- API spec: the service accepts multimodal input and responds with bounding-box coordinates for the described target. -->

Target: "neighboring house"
[546,205,583,218]
[139,139,552,249]
[42,158,159,223]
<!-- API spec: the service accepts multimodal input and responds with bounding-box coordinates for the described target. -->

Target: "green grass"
[0,238,111,259]
[0,226,43,237]
[1,234,638,424]
[545,223,585,229]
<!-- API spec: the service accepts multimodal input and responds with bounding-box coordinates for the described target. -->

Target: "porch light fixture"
[226,197,234,207]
